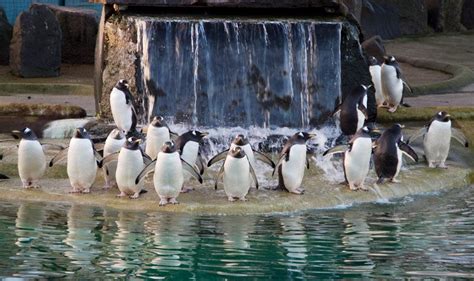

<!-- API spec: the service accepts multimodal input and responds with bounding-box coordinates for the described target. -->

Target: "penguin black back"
[12,127,38,140]
[374,124,403,179]
[339,85,367,136]
[176,130,207,154]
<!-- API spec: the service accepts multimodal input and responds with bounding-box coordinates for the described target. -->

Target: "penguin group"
[1,72,469,206]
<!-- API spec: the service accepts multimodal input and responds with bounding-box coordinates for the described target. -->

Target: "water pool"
[0,185,473,279]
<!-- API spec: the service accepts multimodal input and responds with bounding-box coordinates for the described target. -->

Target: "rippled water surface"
[1,186,474,279]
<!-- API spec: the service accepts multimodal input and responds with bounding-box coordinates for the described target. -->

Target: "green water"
[1,186,473,279]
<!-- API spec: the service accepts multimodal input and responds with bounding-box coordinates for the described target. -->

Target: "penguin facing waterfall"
[176,130,208,192]
[333,85,369,136]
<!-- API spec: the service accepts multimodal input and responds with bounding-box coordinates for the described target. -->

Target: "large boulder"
[462,0,474,29]
[0,7,12,65]
[10,4,62,77]
[360,0,429,39]
[426,0,465,32]
[46,5,98,64]
[361,35,386,63]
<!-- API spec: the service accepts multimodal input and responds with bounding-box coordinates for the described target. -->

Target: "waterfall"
[134,17,342,128]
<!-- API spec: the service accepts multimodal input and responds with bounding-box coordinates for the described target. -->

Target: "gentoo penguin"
[273,132,316,194]
[407,111,469,168]
[107,137,149,199]
[11,128,46,188]
[207,134,275,178]
[176,130,208,191]
[323,127,373,191]
[374,124,418,184]
[145,116,177,160]
[381,56,411,112]
[52,128,102,193]
[214,146,258,202]
[102,128,126,188]
[368,56,385,107]
[135,141,202,206]
[333,85,368,136]
[110,79,138,134]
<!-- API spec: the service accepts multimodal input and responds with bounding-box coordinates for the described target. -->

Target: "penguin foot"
[180,187,194,193]
[391,178,401,183]
[265,185,281,191]
[116,192,127,198]
[82,188,91,194]
[349,184,358,191]
[239,197,248,202]
[291,188,305,195]
[228,196,236,202]
[428,162,436,168]
[438,162,448,169]
[69,188,81,193]
[388,107,398,113]
[130,192,140,199]
[358,184,368,191]
[169,198,179,204]
[159,198,168,206]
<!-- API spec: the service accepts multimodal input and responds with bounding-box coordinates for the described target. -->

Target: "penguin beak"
[200,132,209,137]
[11,130,21,140]
[445,114,451,118]
[308,133,316,139]
[399,124,405,128]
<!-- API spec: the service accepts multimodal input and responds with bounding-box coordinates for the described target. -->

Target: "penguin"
[381,56,411,112]
[207,134,275,179]
[273,132,316,194]
[135,141,202,206]
[50,128,102,193]
[323,127,373,191]
[109,79,138,134]
[368,56,385,107]
[214,146,258,202]
[374,124,418,184]
[407,111,469,168]
[11,128,46,188]
[333,85,369,136]
[102,128,126,188]
[145,115,177,160]
[176,130,208,191]
[108,137,149,199]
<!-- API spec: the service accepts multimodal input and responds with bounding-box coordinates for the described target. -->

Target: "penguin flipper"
[49,147,69,167]
[142,152,153,165]
[0,173,8,180]
[323,145,348,157]
[306,155,311,170]
[135,159,157,185]
[247,156,259,189]
[196,153,205,175]
[358,104,368,119]
[451,128,469,147]
[181,158,203,184]
[214,163,225,190]
[399,141,418,162]
[272,153,287,177]
[332,104,341,117]
[406,127,427,144]
[100,152,119,167]
[207,149,229,167]
[402,80,413,94]
[253,150,275,168]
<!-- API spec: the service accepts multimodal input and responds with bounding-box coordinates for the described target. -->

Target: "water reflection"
[0,186,473,279]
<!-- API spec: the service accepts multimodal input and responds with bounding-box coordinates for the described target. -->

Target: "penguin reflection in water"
[135,141,202,206]
[407,111,469,168]
[323,127,373,191]
[273,132,316,195]
[373,124,418,184]
[50,128,103,193]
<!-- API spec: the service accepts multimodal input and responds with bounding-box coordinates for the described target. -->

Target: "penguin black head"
[384,55,397,65]
[229,146,246,158]
[292,132,316,143]
[161,141,177,153]
[352,84,370,98]
[386,124,404,137]
[434,111,451,122]
[115,79,129,91]
[358,126,372,137]
[109,128,125,140]
[73,127,91,139]
[124,137,141,150]
[184,130,209,142]
[368,56,379,66]
[150,115,166,127]
[232,134,249,146]
[11,127,38,140]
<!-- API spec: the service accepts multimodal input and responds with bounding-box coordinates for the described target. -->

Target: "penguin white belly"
[67,138,97,190]
[395,145,403,179]
[103,138,124,187]
[381,66,403,106]
[231,143,256,180]
[18,140,46,182]
[116,149,144,194]
[344,138,372,186]
[110,88,133,132]
[369,65,384,106]
[281,144,306,192]
[424,121,451,163]
[356,109,365,131]
[146,127,170,159]
[223,157,251,199]
[154,153,183,199]
[181,141,199,181]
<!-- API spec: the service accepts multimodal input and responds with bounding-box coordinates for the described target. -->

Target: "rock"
[0,7,12,65]
[426,0,464,32]
[462,0,474,29]
[361,35,386,63]
[9,4,62,78]
[342,0,363,22]
[45,5,98,64]
[360,0,429,39]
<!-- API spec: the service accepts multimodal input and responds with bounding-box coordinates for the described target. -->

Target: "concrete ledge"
[397,55,474,95]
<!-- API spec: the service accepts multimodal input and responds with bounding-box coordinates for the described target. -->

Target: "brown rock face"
[46,5,99,64]
[9,4,62,78]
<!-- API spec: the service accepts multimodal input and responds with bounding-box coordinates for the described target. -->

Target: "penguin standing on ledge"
[368,56,385,107]
[110,79,138,135]
[381,56,411,112]
[12,128,46,188]
[333,85,368,136]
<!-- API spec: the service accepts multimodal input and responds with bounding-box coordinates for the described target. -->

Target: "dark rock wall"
[0,7,12,65]
[462,0,474,29]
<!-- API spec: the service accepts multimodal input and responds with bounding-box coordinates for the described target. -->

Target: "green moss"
[0,163,68,179]
[377,106,474,123]
[0,83,93,96]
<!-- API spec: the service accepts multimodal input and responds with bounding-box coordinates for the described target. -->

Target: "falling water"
[134,17,342,128]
